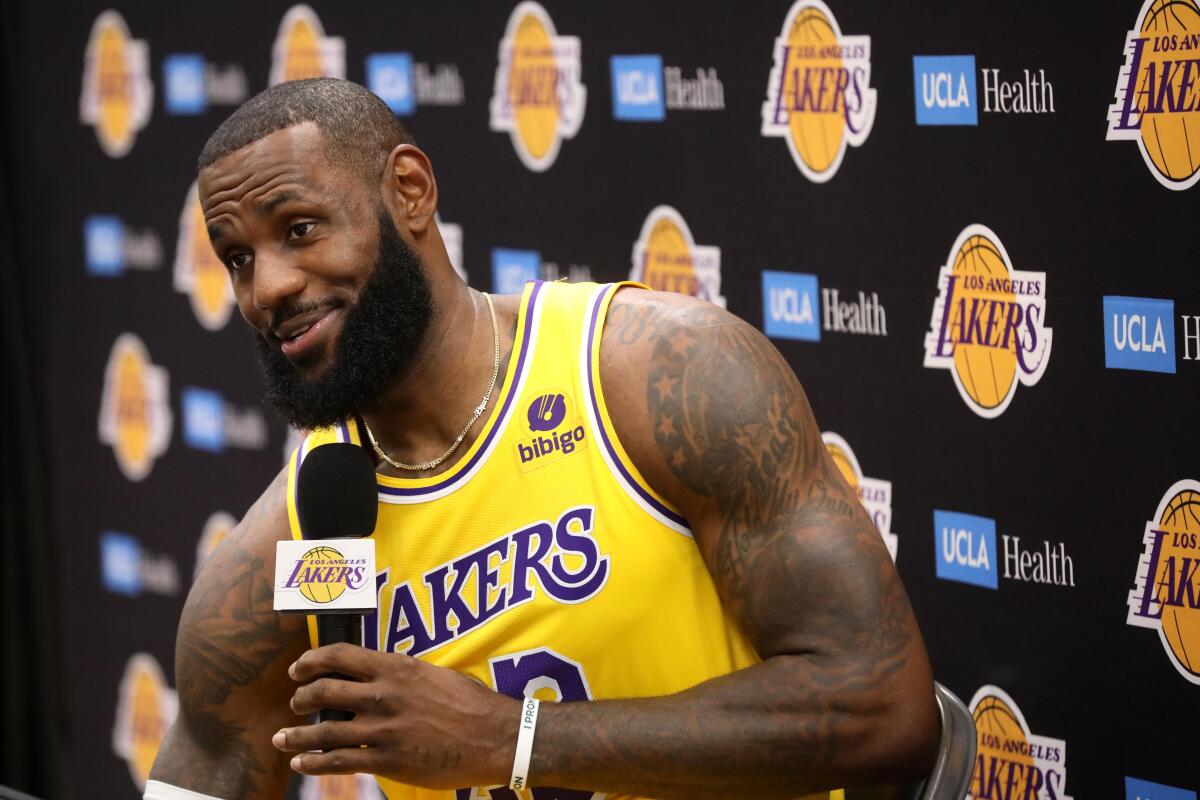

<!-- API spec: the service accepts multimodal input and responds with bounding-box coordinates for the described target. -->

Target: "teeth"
[289,323,313,341]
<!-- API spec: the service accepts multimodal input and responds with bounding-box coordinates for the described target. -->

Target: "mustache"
[270,297,339,332]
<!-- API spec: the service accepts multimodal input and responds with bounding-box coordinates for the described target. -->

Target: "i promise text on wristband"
[509,696,541,791]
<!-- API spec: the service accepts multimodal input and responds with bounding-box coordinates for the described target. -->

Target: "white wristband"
[144,780,224,799]
[509,696,541,791]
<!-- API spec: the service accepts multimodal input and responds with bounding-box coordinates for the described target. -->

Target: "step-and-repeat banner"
[14,0,1197,797]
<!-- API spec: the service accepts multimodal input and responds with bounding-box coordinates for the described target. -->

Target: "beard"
[254,211,433,430]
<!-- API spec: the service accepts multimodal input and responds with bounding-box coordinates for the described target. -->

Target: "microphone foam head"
[297,443,378,539]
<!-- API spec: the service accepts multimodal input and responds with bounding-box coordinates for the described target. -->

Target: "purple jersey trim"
[585,285,689,529]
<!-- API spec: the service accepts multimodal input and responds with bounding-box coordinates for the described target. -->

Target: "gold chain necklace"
[363,292,499,472]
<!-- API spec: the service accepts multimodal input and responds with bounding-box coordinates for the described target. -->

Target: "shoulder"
[599,288,810,513]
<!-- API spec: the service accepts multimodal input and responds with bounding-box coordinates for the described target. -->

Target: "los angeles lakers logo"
[1127,479,1200,684]
[194,510,237,580]
[761,0,876,183]
[98,334,173,481]
[489,1,586,172]
[630,206,724,307]
[112,653,178,790]
[269,4,345,87]
[967,686,1071,800]
[1107,0,1200,190]
[79,11,153,158]
[282,546,370,603]
[923,225,1052,418]
[822,432,898,560]
[174,181,236,331]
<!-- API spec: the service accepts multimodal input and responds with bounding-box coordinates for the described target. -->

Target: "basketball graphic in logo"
[79,10,153,158]
[923,224,1052,418]
[98,334,173,481]
[630,206,725,307]
[761,0,876,183]
[1107,0,1200,190]
[489,1,586,171]
[966,685,1071,800]
[1127,479,1200,684]
[269,5,345,87]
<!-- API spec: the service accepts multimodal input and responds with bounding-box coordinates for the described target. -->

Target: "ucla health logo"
[913,55,978,125]
[85,215,163,276]
[967,685,1071,800]
[269,5,345,86]
[924,225,1052,418]
[823,433,897,560]
[98,334,172,482]
[763,271,820,341]
[492,248,541,294]
[365,52,464,116]
[1107,0,1200,190]
[1127,479,1200,684]
[79,11,153,158]
[174,181,235,330]
[610,54,724,121]
[1104,296,1176,373]
[162,54,247,116]
[761,0,876,183]
[1126,777,1196,800]
[935,510,997,589]
[517,391,587,471]
[112,653,178,790]
[631,206,724,306]
[489,1,586,171]
[100,531,181,598]
[182,387,268,454]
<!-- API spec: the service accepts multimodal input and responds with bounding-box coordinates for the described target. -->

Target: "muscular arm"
[149,466,310,798]
[526,289,939,798]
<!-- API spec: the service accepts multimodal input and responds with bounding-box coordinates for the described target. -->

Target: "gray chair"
[845,682,976,800]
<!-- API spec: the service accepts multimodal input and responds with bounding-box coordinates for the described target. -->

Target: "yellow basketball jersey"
[285,281,836,800]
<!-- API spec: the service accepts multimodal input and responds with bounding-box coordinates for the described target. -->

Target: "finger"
[290,747,376,776]
[273,721,371,753]
[290,676,369,716]
[290,642,379,682]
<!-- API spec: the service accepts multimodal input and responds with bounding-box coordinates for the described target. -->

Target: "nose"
[251,249,306,312]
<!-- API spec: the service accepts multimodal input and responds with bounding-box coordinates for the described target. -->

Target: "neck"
[359,269,516,478]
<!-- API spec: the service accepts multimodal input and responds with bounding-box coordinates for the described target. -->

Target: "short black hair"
[198,78,414,183]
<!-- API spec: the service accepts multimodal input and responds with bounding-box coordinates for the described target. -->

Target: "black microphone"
[296,442,378,723]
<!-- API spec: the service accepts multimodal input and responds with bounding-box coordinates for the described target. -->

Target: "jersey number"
[455,648,601,800]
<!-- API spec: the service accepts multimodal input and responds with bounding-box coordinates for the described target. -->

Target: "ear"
[380,144,438,236]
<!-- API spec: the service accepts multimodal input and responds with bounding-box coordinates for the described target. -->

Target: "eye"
[227,252,252,271]
[289,221,315,239]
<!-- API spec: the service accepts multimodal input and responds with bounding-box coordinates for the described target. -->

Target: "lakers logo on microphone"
[489,1,586,171]
[761,0,877,183]
[1107,0,1200,191]
[79,10,153,158]
[517,391,587,472]
[923,225,1052,418]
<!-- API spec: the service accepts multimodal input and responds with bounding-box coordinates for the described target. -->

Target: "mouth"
[272,306,342,362]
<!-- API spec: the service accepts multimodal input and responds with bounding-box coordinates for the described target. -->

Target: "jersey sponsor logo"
[631,205,724,307]
[923,224,1052,418]
[98,334,173,482]
[174,180,236,330]
[269,4,345,87]
[366,506,610,658]
[761,0,876,183]
[84,214,163,276]
[610,54,725,121]
[79,10,153,158]
[1126,479,1200,684]
[100,531,181,598]
[194,510,236,580]
[967,685,1071,800]
[112,653,178,790]
[1104,296,1176,373]
[162,54,247,116]
[517,391,587,471]
[489,1,586,171]
[1107,0,1200,191]
[1125,777,1197,800]
[366,52,464,116]
[822,433,897,560]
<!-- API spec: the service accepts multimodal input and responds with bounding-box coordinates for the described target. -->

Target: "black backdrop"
[3,0,1197,798]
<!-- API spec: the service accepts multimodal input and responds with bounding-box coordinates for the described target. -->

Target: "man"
[148,78,938,800]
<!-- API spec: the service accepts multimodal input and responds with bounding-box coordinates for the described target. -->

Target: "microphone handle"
[316,613,363,724]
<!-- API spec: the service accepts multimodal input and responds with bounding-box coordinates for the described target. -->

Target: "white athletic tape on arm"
[143,780,224,800]
[508,696,541,791]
